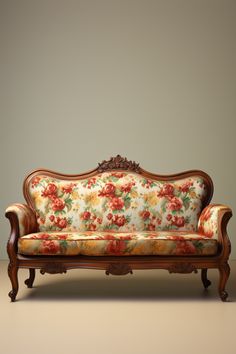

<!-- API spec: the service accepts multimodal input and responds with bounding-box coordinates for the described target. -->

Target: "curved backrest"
[23,156,213,233]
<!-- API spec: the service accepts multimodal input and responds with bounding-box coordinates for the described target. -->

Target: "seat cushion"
[18,231,218,256]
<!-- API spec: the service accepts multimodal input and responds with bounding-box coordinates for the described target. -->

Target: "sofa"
[6,155,232,301]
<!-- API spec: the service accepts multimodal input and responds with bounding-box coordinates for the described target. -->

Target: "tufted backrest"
[23,167,213,233]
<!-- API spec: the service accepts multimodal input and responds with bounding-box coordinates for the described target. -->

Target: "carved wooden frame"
[6,155,232,302]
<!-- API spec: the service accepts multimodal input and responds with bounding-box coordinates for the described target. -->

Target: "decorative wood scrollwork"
[105,263,133,276]
[168,263,198,274]
[98,155,140,173]
[40,262,67,275]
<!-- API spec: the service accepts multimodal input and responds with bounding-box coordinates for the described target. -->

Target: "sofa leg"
[25,268,36,288]
[218,262,230,302]
[201,268,211,289]
[8,262,19,302]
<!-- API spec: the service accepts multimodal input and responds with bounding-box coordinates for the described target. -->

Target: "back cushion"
[27,171,208,233]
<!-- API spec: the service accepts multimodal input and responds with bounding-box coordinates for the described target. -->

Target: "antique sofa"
[6,155,232,301]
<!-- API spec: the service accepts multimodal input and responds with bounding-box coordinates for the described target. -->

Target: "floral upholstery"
[198,204,230,239]
[27,172,208,233]
[18,231,218,256]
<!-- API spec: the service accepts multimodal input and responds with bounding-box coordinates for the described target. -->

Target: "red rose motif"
[174,241,196,255]
[82,211,91,220]
[38,233,50,240]
[49,215,55,222]
[62,183,75,194]
[53,217,68,229]
[166,214,172,221]
[57,234,68,240]
[88,223,96,231]
[31,176,41,188]
[109,197,124,211]
[141,179,153,189]
[114,215,126,227]
[141,210,150,219]
[147,224,155,231]
[87,177,97,189]
[121,182,134,193]
[111,172,125,178]
[103,234,116,240]
[54,216,60,224]
[99,183,116,197]
[107,240,126,254]
[52,198,65,211]
[167,197,182,211]
[158,184,174,197]
[107,213,113,220]
[180,181,193,193]
[97,217,102,224]
[57,218,67,229]
[42,183,58,197]
[172,216,185,227]
[41,240,60,254]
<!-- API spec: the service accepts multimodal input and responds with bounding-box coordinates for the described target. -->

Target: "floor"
[1,260,236,354]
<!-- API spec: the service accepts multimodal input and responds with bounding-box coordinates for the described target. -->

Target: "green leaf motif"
[54,210,66,215]
[124,196,131,209]
[104,224,119,230]
[183,196,190,210]
[60,241,68,253]
[112,209,125,214]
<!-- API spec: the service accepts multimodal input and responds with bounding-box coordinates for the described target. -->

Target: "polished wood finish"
[6,155,232,301]
[105,262,133,275]
[201,269,211,289]
[24,269,35,288]
[98,155,141,173]
[168,263,198,274]
[40,262,67,275]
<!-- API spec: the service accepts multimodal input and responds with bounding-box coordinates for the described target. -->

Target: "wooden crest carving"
[105,263,133,276]
[98,155,140,173]
[40,262,67,275]
[168,263,198,274]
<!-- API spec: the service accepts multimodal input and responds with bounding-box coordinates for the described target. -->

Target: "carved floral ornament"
[98,155,141,173]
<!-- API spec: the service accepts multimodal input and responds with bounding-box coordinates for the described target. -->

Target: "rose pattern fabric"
[27,172,208,233]
[198,204,230,239]
[18,231,218,256]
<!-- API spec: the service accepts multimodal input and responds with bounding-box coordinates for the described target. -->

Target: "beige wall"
[1,0,235,259]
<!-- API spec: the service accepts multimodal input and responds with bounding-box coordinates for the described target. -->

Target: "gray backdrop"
[1,0,235,259]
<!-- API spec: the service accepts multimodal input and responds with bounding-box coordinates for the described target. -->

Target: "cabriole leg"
[201,268,211,289]
[218,262,230,302]
[8,262,19,302]
[25,268,36,288]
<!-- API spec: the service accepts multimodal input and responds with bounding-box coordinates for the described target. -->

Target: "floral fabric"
[198,204,230,239]
[27,172,208,233]
[18,231,218,256]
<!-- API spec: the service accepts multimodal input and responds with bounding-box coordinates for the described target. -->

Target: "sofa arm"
[198,204,232,257]
[5,203,38,237]
[5,203,38,259]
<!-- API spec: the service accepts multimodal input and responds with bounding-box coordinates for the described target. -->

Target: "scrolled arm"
[5,204,38,259]
[198,204,232,258]
[5,203,38,237]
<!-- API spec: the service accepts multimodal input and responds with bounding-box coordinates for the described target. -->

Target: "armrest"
[198,204,232,258]
[5,204,38,259]
[5,203,38,237]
